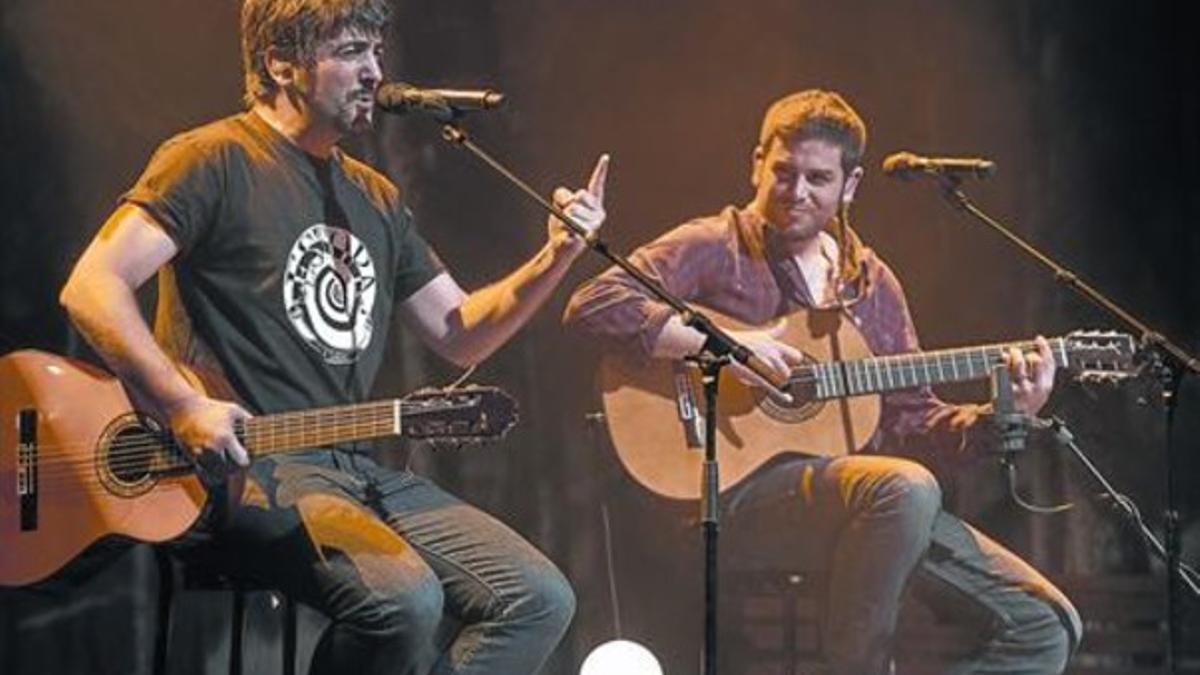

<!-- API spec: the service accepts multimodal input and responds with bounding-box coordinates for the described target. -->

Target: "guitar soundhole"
[758,390,823,424]
[757,355,824,424]
[96,414,167,497]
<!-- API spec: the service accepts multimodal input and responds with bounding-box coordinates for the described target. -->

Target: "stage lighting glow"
[579,639,663,675]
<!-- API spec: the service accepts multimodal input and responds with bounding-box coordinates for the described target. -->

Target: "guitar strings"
[21,396,465,469]
[25,414,397,485]
[23,406,413,489]
[27,403,507,498]
[21,420,402,497]
[790,342,1055,397]
[26,403,404,466]
[22,394,510,495]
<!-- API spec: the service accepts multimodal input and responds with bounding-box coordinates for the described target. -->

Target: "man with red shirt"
[565,89,1080,674]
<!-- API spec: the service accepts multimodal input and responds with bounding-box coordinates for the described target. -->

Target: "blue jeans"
[725,454,1082,674]
[188,449,574,674]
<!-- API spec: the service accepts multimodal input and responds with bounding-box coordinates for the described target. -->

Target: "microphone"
[375,82,505,118]
[990,363,1073,513]
[989,364,1028,454]
[882,151,996,180]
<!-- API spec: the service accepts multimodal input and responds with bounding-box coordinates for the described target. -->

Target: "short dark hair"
[240,0,391,107]
[757,89,867,174]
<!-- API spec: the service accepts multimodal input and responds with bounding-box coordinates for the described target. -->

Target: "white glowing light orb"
[580,639,664,675]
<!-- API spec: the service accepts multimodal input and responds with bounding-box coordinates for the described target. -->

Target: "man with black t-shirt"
[59,1,606,673]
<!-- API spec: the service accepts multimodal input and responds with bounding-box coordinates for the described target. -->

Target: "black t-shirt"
[124,111,442,414]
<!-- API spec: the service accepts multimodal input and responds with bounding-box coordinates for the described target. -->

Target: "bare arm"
[399,155,609,366]
[61,204,193,410]
[60,203,250,469]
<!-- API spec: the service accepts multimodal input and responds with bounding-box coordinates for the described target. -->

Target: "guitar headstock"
[400,385,519,444]
[1063,330,1138,384]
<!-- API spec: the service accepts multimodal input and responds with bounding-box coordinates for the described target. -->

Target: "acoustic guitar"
[0,349,517,586]
[599,308,1136,500]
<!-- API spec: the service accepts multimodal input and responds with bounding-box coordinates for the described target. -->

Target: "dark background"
[2,1,1197,672]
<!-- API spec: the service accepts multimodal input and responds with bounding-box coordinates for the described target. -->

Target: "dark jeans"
[725,454,1082,675]
[185,449,574,675]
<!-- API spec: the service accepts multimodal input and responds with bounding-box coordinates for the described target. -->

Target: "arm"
[563,213,804,388]
[871,267,1055,462]
[564,217,717,356]
[60,204,250,469]
[399,155,609,367]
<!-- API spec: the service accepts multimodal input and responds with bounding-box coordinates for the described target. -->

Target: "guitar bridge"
[16,408,38,531]
[672,363,704,449]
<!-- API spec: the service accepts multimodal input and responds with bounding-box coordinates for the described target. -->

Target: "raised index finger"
[587,154,610,204]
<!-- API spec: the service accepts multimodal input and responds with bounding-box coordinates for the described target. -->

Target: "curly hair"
[757,89,867,174]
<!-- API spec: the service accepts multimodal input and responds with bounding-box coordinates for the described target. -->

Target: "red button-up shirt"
[564,206,986,470]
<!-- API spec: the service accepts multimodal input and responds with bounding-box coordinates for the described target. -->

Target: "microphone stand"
[931,173,1200,670]
[1043,418,1200,599]
[434,114,789,675]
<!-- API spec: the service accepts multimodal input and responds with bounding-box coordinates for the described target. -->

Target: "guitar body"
[0,350,206,587]
[599,308,881,501]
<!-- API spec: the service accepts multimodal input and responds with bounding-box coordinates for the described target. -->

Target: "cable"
[445,364,477,390]
[1003,459,1073,514]
[601,504,623,639]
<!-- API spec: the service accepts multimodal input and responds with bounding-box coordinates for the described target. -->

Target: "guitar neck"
[237,399,403,457]
[805,337,1070,400]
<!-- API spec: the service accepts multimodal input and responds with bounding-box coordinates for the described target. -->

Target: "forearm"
[444,237,583,366]
[564,262,688,360]
[60,271,199,417]
[565,217,728,360]
[650,315,705,359]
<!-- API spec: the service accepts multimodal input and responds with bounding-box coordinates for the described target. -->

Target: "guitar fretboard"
[238,400,403,456]
[800,338,1070,400]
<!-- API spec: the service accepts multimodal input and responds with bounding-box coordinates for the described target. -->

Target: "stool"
[723,567,827,674]
[153,549,297,675]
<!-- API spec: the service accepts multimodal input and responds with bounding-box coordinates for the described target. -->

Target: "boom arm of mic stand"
[933,175,1200,374]
[438,120,789,392]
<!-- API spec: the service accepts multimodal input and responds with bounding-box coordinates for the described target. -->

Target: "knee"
[1007,593,1083,673]
[531,565,577,628]
[869,459,943,525]
[348,574,446,642]
[511,562,576,633]
[1056,595,1084,653]
[1049,594,1084,663]
[1035,583,1084,664]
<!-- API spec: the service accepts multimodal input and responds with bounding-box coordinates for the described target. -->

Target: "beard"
[767,205,829,243]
